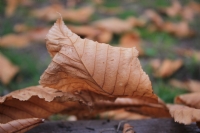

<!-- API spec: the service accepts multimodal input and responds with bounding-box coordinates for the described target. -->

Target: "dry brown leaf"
[167,104,200,125]
[175,48,200,61]
[14,24,30,32]
[175,93,200,109]
[100,109,148,120]
[126,103,170,118]
[0,85,75,123]
[27,27,49,42]
[126,17,146,27]
[0,53,19,85]
[181,6,195,21]
[0,34,30,48]
[169,79,200,92]
[169,79,187,90]
[31,5,94,22]
[61,98,162,119]
[152,59,183,78]
[189,1,200,13]
[92,17,133,34]
[0,118,43,133]
[162,21,195,38]
[159,1,182,17]
[120,32,144,56]
[39,18,158,104]
[96,29,113,43]
[123,123,135,133]
[5,0,34,17]
[68,25,100,39]
[144,9,164,28]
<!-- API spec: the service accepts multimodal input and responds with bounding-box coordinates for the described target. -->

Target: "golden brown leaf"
[144,9,164,28]
[0,118,43,133]
[120,32,144,56]
[159,1,182,17]
[31,5,94,22]
[96,29,113,43]
[162,21,195,38]
[152,59,183,78]
[123,123,135,133]
[169,79,200,92]
[100,109,148,120]
[61,98,160,119]
[0,53,19,85]
[167,104,200,125]
[175,93,200,109]
[0,34,30,48]
[14,24,30,33]
[27,27,49,42]
[39,18,158,104]
[0,86,72,123]
[92,17,133,34]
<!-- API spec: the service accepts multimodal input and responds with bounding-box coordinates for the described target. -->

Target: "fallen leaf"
[27,27,49,42]
[120,32,144,56]
[181,6,195,21]
[92,17,134,34]
[144,9,164,28]
[39,18,158,105]
[0,53,19,85]
[100,109,148,120]
[126,103,170,118]
[14,23,30,32]
[0,34,30,48]
[68,25,100,39]
[126,17,147,27]
[31,5,94,22]
[189,1,200,13]
[96,29,113,43]
[169,79,200,92]
[175,93,200,109]
[61,98,163,119]
[0,118,43,133]
[150,59,161,71]
[159,1,182,17]
[5,0,34,17]
[175,48,200,61]
[152,59,183,78]
[123,123,135,133]
[162,21,195,38]
[0,85,71,123]
[169,79,187,90]
[167,104,200,125]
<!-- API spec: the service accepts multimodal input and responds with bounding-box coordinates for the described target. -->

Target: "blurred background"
[0,0,200,105]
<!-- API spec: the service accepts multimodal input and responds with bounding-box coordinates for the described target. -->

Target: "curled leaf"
[39,18,158,104]
[0,118,43,133]
[0,86,71,123]
[175,93,200,109]
[167,104,200,125]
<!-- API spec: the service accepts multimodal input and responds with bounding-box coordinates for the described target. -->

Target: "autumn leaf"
[167,104,200,125]
[99,109,148,120]
[159,1,182,17]
[39,17,158,105]
[92,17,134,34]
[0,53,19,85]
[120,32,144,56]
[61,98,164,119]
[31,5,94,23]
[0,118,43,133]
[151,59,183,78]
[175,93,200,109]
[96,29,113,43]
[169,79,200,92]
[0,86,73,123]
[0,34,30,48]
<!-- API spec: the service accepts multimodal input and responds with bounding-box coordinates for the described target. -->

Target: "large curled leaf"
[0,118,43,133]
[0,86,76,124]
[39,18,158,105]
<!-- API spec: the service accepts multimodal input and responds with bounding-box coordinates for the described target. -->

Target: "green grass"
[153,79,187,103]
[118,10,138,19]
[0,48,42,92]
